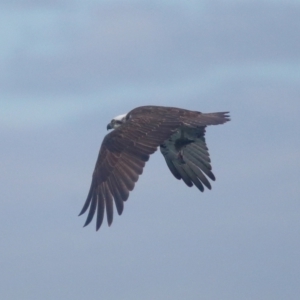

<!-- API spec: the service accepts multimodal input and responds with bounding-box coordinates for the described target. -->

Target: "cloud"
[1,1,299,96]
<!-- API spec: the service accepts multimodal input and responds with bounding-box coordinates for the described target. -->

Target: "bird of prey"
[79,105,230,230]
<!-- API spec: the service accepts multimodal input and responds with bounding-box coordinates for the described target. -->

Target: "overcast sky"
[1,1,300,299]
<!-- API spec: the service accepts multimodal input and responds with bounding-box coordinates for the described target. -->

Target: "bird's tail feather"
[183,112,230,127]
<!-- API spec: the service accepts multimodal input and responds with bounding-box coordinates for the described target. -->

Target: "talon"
[177,150,185,163]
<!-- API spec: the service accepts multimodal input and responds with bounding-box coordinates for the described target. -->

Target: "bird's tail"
[200,112,230,125]
[182,111,230,127]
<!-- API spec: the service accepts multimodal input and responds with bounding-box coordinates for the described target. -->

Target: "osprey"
[79,105,230,230]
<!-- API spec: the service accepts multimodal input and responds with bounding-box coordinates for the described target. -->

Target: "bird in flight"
[79,105,230,230]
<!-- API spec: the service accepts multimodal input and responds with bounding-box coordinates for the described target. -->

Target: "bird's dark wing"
[160,111,230,192]
[79,106,229,230]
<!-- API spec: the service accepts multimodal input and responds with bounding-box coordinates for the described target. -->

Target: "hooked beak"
[107,123,113,130]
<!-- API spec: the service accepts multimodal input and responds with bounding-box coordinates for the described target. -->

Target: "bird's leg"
[177,149,185,164]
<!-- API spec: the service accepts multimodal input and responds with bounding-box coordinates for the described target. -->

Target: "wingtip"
[83,217,93,228]
[96,221,103,231]
[224,112,231,122]
[78,201,90,217]
[107,219,113,227]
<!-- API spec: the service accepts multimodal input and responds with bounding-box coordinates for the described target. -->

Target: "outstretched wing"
[160,112,230,192]
[79,106,229,230]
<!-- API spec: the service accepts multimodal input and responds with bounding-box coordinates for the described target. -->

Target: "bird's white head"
[107,113,127,130]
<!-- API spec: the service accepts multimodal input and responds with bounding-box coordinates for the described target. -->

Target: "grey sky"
[1,1,300,299]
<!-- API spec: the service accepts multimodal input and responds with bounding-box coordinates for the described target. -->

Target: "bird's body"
[79,105,230,230]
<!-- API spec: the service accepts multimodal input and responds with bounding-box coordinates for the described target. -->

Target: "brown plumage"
[79,105,230,230]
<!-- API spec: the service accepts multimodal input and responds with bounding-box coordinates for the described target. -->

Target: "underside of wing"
[160,127,217,192]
